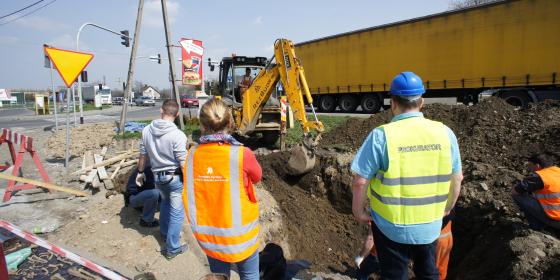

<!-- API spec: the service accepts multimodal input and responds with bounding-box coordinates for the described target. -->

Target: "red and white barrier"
[0,220,128,280]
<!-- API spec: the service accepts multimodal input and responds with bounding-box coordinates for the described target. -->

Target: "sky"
[0,0,452,91]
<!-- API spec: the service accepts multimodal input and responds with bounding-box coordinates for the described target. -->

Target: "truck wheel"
[262,131,280,146]
[361,94,381,114]
[339,95,358,113]
[318,95,337,112]
[499,91,530,107]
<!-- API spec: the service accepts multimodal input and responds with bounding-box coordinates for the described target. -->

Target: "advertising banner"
[180,38,204,86]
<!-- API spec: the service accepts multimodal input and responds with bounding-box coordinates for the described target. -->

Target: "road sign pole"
[50,63,59,130]
[72,85,77,126]
[65,87,71,169]
[119,0,144,136]
[77,79,84,124]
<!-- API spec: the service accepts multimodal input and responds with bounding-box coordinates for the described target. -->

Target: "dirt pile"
[259,97,560,279]
[47,123,116,159]
[259,151,368,274]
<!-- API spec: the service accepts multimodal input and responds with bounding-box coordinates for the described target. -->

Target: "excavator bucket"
[287,144,316,175]
[287,134,321,175]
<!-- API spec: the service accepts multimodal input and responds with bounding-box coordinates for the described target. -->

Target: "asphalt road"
[0,97,458,130]
[0,105,198,130]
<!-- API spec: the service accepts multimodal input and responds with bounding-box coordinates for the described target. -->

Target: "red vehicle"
[180,95,199,108]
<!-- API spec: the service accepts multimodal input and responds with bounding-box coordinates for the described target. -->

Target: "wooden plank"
[94,154,108,180]
[84,151,94,167]
[103,179,114,190]
[100,146,108,156]
[91,171,101,189]
[71,152,137,175]
[109,159,126,180]
[84,169,97,183]
[0,173,88,197]
[120,159,139,168]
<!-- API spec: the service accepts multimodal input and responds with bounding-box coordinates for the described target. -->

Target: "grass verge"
[285,115,350,146]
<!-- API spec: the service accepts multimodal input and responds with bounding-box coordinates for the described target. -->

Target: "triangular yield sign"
[44,46,94,88]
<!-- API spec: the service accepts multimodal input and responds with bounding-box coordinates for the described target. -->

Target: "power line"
[0,0,56,26]
[0,0,46,20]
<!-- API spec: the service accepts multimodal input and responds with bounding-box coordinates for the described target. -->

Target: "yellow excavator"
[208,39,324,175]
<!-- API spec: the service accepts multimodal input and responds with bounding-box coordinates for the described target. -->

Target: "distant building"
[141,85,160,100]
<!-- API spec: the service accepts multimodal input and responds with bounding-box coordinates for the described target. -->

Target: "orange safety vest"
[535,166,560,220]
[436,221,453,280]
[182,143,260,262]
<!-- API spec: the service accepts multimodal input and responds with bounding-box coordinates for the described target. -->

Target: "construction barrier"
[0,128,51,202]
[0,220,128,280]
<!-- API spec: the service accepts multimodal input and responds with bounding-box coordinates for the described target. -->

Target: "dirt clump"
[259,97,560,279]
[258,151,368,274]
[47,123,116,159]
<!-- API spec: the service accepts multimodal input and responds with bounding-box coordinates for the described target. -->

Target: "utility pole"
[161,0,184,130]
[118,0,144,135]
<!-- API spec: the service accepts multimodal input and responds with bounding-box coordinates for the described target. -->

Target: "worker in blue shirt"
[351,72,463,280]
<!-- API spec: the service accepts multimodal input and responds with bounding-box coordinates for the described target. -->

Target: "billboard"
[180,38,204,86]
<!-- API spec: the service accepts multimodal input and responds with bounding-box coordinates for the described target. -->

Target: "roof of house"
[140,85,160,94]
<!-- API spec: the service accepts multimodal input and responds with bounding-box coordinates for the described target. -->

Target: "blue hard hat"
[390,72,426,96]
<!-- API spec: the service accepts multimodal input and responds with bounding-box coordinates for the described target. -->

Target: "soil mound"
[47,123,116,159]
[259,97,560,279]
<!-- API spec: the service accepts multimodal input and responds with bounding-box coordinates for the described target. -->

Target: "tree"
[132,81,145,95]
[448,0,500,10]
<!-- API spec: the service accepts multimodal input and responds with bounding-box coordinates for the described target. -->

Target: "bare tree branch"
[448,0,501,10]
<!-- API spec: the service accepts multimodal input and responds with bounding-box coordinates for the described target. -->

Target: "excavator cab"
[210,56,283,145]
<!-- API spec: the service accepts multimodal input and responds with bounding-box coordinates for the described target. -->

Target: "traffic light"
[120,30,130,47]
[157,53,162,64]
[81,71,88,82]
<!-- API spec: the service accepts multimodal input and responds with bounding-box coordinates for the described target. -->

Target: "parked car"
[180,95,199,108]
[112,97,124,105]
[135,96,156,106]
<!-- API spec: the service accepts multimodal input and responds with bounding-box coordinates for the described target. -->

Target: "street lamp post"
[76,22,131,124]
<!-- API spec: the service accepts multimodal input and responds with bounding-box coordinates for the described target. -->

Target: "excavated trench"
[257,98,560,279]
[111,98,560,278]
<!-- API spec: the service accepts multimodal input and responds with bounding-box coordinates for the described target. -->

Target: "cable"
[0,0,45,20]
[0,0,56,26]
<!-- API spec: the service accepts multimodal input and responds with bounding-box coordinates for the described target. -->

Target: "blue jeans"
[129,189,160,223]
[207,251,259,280]
[357,254,380,280]
[371,222,438,280]
[512,193,560,230]
[155,174,185,254]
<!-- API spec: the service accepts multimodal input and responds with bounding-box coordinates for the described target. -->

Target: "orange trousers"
[435,221,453,280]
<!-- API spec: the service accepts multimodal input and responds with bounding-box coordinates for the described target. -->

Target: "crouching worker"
[124,168,160,227]
[511,153,560,232]
[182,98,262,280]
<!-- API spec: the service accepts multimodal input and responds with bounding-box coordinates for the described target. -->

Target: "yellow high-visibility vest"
[369,117,452,225]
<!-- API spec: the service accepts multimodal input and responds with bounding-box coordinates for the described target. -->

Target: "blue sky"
[0,0,451,90]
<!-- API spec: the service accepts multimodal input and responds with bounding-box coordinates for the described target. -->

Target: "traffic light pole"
[76,22,132,124]
[118,0,144,135]
[161,0,184,130]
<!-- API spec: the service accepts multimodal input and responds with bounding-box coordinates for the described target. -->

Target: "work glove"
[135,172,146,187]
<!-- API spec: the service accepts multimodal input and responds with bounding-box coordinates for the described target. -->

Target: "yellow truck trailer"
[295,0,560,113]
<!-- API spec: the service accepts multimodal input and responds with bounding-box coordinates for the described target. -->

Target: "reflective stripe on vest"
[535,166,560,220]
[183,144,259,262]
[369,117,452,225]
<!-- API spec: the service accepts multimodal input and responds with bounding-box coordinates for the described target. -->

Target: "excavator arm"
[238,39,324,134]
[238,39,324,174]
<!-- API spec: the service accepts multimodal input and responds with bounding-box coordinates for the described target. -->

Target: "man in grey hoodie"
[136,99,188,259]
